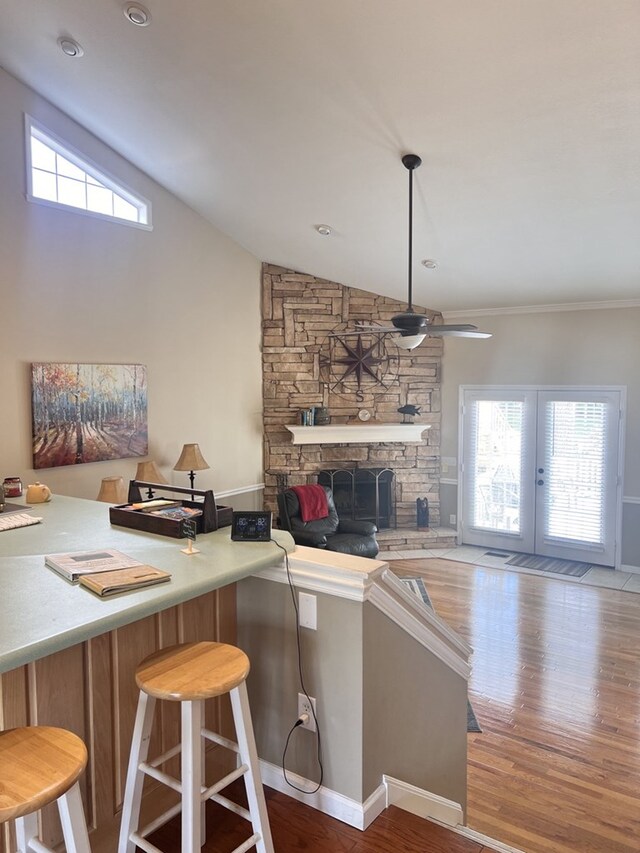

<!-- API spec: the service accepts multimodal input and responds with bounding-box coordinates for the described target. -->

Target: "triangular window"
[26,116,151,228]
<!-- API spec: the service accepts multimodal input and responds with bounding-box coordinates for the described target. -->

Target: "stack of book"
[45,549,171,596]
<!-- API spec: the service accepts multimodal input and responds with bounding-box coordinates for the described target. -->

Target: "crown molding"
[443,299,640,320]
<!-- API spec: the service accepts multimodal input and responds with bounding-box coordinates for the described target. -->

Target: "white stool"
[118,641,274,853]
[0,726,91,853]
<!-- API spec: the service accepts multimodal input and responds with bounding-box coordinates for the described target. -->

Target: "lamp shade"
[173,443,210,472]
[135,460,168,484]
[96,476,127,503]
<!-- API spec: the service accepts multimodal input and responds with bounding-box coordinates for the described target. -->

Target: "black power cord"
[270,538,324,794]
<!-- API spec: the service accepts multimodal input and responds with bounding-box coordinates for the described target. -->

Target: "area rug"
[398,576,481,733]
[505,553,591,577]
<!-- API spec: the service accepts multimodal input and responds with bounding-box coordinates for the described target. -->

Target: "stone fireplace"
[261,264,455,551]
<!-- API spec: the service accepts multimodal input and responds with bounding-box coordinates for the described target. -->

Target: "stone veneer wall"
[262,264,443,529]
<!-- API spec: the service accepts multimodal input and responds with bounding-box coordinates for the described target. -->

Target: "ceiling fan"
[358,153,491,350]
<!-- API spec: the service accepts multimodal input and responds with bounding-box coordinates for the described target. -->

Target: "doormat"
[506,553,591,577]
[398,576,482,733]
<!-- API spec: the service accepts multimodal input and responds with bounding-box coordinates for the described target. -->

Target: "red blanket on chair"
[291,485,329,522]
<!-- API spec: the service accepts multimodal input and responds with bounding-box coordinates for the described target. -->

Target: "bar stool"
[118,641,274,853]
[0,726,91,852]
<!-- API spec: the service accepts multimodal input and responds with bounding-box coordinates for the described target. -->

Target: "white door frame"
[457,385,626,569]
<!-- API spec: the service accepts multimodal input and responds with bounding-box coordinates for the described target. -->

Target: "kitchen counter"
[0,495,294,673]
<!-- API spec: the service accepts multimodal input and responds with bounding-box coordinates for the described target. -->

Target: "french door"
[459,387,624,567]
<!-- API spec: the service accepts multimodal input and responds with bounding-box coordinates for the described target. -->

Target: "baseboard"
[259,759,387,830]
[383,775,464,826]
[621,563,640,575]
[439,821,527,853]
[260,760,516,848]
[383,777,525,853]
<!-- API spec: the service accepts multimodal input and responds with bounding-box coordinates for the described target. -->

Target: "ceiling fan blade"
[326,323,491,340]
[430,329,492,338]
[326,326,394,337]
[433,323,480,332]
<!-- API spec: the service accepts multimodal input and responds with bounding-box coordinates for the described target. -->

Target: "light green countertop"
[0,495,294,674]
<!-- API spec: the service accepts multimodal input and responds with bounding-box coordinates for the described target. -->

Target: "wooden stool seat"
[0,726,91,853]
[0,727,87,823]
[120,641,273,853]
[135,641,250,701]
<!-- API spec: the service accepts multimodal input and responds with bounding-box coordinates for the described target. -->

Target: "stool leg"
[58,781,91,853]
[181,699,204,851]
[118,690,157,853]
[230,682,274,853]
[15,811,38,853]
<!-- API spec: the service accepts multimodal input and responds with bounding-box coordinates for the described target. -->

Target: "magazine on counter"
[45,549,143,583]
[79,565,171,597]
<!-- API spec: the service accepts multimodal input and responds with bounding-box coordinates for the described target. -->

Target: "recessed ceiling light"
[315,224,332,236]
[421,259,437,269]
[57,37,84,57]
[124,4,151,26]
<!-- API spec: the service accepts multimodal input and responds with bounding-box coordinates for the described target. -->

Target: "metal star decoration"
[331,334,384,390]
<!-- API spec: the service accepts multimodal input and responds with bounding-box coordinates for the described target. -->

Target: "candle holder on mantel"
[173,443,210,500]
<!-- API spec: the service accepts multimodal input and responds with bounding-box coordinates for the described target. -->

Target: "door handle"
[537,479,544,486]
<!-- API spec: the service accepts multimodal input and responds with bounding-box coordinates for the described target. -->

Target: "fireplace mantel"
[285,424,430,445]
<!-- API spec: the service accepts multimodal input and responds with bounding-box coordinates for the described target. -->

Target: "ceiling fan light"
[394,333,426,350]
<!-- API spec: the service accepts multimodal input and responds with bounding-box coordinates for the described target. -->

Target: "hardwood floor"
[393,558,640,853]
[150,783,502,853]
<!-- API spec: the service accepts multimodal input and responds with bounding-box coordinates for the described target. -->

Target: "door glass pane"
[471,400,523,533]
[543,401,606,545]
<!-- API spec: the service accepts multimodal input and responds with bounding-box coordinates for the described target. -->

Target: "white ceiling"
[1,0,638,313]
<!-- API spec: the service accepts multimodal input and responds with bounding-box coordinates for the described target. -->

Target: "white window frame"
[25,115,152,230]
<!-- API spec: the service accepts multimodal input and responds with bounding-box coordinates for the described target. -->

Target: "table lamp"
[173,443,210,499]
[135,460,169,499]
[96,476,127,504]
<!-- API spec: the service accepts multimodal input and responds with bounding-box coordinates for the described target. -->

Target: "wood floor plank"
[148,783,502,853]
[393,557,640,853]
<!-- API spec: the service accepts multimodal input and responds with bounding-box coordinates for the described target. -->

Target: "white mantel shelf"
[285,424,431,445]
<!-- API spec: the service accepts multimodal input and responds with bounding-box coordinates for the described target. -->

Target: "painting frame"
[31,362,148,469]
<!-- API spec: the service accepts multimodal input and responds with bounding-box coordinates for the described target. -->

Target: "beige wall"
[441,308,640,567]
[237,576,365,799]
[0,69,264,505]
[363,603,467,810]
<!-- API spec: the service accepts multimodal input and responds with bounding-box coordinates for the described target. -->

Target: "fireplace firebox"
[317,468,395,529]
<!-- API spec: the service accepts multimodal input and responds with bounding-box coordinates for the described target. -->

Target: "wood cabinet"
[0,585,236,852]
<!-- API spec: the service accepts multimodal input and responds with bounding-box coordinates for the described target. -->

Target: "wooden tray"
[109,481,232,539]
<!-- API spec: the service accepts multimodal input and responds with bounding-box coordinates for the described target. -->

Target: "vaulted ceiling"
[1,1,638,313]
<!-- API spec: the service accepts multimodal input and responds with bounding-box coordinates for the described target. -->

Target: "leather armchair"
[277,486,379,558]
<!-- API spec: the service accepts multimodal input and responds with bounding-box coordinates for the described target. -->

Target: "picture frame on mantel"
[31,362,148,468]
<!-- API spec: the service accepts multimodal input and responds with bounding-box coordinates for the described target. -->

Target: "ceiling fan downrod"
[402,153,422,313]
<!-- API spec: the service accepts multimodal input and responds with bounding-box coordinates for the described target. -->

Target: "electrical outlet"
[449,514,457,526]
[297,693,317,732]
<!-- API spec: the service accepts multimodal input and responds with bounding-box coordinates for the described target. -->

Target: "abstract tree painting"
[31,363,148,469]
